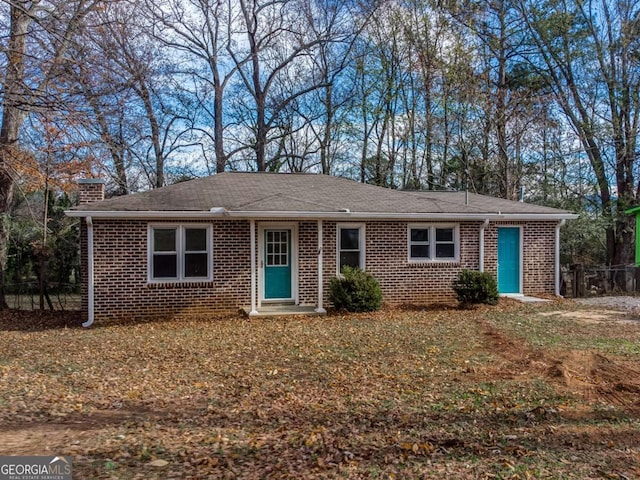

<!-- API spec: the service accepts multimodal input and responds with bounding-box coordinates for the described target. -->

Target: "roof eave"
[65,209,578,221]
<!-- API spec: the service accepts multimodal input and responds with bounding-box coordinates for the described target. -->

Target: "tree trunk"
[495,2,511,199]
[214,84,226,173]
[320,83,333,175]
[0,3,32,309]
[255,100,267,171]
[137,81,164,187]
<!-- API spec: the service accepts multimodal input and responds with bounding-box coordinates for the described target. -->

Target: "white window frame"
[148,224,213,283]
[408,223,459,263]
[336,223,366,275]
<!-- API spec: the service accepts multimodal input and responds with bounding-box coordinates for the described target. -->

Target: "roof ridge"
[236,191,339,211]
[400,190,490,213]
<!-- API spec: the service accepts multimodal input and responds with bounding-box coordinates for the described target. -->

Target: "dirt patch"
[547,351,640,406]
[539,309,639,324]
[477,318,640,409]
[0,406,201,456]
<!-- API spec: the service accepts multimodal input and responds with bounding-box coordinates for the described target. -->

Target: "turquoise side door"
[497,227,521,294]
[264,229,292,299]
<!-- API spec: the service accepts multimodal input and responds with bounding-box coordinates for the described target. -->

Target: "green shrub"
[329,266,383,312]
[452,269,498,306]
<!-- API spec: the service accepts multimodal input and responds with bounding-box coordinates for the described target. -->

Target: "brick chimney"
[77,178,105,205]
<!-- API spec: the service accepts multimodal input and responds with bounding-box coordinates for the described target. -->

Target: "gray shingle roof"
[70,172,574,218]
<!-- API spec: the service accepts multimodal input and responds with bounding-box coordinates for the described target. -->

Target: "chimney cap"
[78,178,105,184]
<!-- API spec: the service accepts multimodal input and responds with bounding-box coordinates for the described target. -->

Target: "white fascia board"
[65,209,578,221]
[64,210,225,219]
[227,211,579,221]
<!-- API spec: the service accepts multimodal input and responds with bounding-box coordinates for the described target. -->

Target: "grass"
[0,301,639,478]
[490,303,640,356]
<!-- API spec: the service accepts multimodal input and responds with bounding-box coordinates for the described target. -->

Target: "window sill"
[147,280,214,288]
[408,259,459,265]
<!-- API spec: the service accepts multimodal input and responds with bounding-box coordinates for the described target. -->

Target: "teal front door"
[264,229,292,299]
[497,227,520,294]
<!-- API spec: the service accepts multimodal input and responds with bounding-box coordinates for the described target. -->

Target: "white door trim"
[258,222,298,305]
[497,225,524,295]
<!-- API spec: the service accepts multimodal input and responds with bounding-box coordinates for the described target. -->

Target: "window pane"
[340,251,360,270]
[411,228,428,242]
[185,253,208,277]
[436,228,453,242]
[340,228,359,250]
[185,228,207,251]
[435,243,455,258]
[154,229,176,252]
[410,244,430,258]
[153,254,177,278]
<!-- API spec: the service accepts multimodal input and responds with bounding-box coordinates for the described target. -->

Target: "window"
[337,224,365,273]
[266,230,289,266]
[409,228,430,259]
[435,227,455,258]
[149,225,212,281]
[408,224,458,262]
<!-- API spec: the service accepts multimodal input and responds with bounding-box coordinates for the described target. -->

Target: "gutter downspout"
[249,220,258,316]
[555,219,566,296]
[315,220,326,314]
[479,219,489,272]
[83,216,94,328]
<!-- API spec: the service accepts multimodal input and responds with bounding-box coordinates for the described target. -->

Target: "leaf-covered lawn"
[1,302,639,479]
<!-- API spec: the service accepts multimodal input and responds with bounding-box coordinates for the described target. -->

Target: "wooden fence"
[562,264,640,298]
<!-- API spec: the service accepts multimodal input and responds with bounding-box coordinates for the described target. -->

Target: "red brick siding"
[321,221,481,304]
[372,222,480,303]
[522,222,556,294]
[80,218,557,321]
[298,221,319,305]
[321,222,337,306]
[78,182,104,204]
[88,219,250,321]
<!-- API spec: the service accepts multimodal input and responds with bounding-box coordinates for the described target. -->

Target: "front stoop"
[241,305,326,318]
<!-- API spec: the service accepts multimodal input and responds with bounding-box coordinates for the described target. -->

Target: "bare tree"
[143,0,245,174]
[0,0,103,308]
[520,0,640,285]
[70,1,192,190]
[228,0,343,171]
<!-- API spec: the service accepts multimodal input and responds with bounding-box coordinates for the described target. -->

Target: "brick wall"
[369,221,480,303]
[88,219,251,321]
[77,180,105,204]
[81,218,557,322]
[298,221,319,305]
